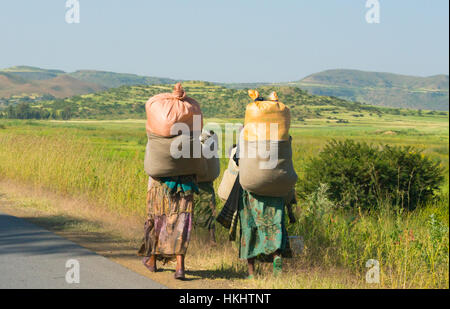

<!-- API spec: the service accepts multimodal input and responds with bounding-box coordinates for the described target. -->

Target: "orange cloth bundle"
[243,90,290,141]
[145,83,203,137]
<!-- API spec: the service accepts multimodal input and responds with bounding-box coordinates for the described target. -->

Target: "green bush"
[300,139,445,210]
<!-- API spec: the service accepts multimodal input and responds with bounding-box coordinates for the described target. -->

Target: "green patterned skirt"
[193,182,216,230]
[239,190,290,261]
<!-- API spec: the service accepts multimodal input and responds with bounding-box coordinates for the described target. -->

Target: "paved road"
[0,212,166,289]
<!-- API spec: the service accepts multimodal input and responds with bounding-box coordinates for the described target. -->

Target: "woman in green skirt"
[217,146,296,279]
[239,190,291,279]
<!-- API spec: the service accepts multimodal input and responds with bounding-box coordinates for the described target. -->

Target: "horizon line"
[1,64,449,84]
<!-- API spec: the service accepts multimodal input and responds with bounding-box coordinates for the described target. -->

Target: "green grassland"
[0,112,448,288]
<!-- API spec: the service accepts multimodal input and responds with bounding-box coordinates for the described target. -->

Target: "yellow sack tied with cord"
[243,90,290,141]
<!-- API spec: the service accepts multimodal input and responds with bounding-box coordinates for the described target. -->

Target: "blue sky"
[0,0,448,82]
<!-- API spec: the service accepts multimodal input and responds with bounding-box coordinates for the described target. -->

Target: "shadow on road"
[0,213,135,258]
[186,268,247,280]
[0,214,96,257]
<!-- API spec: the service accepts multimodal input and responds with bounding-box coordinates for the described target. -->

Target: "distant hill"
[3,81,433,120]
[0,72,106,98]
[1,66,448,111]
[67,70,177,88]
[0,66,178,98]
[287,69,449,111]
[0,66,65,80]
[217,82,270,89]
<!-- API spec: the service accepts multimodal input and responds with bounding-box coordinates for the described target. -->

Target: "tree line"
[0,102,73,120]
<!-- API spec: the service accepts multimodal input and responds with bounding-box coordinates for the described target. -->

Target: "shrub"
[300,139,445,210]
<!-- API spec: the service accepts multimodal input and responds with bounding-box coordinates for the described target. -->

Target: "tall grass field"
[0,113,448,288]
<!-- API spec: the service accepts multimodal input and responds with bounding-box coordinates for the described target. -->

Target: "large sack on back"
[197,130,221,183]
[218,147,239,201]
[145,83,203,137]
[144,133,207,178]
[239,138,297,197]
[243,90,290,141]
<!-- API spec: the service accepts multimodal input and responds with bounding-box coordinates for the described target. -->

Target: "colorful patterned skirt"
[239,190,289,261]
[138,178,194,262]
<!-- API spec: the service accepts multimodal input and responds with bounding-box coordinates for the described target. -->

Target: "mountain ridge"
[1,66,448,110]
[290,69,449,111]
[0,72,107,98]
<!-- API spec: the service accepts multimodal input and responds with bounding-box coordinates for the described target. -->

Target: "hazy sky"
[0,0,448,82]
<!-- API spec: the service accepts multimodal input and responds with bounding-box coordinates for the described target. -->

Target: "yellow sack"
[243,90,290,141]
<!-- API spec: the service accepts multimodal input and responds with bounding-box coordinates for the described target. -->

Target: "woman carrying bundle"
[138,83,204,280]
[218,90,297,279]
[239,90,297,278]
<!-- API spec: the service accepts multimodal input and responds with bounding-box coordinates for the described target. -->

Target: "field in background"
[0,113,448,288]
